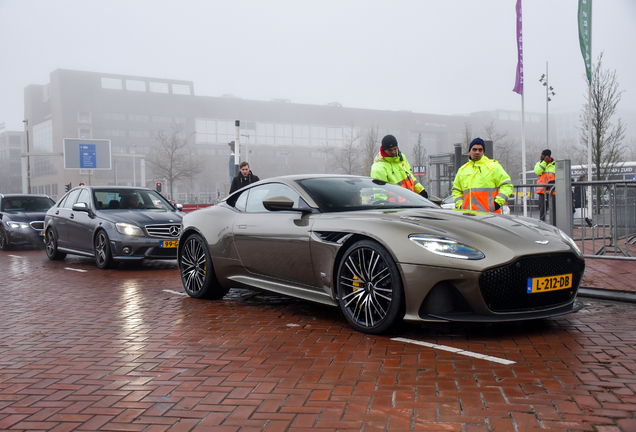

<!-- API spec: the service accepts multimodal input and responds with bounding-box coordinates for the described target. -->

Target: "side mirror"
[72,202,89,212]
[263,196,295,211]
[176,203,183,211]
[427,195,443,206]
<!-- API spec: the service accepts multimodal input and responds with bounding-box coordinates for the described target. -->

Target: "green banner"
[578,0,592,84]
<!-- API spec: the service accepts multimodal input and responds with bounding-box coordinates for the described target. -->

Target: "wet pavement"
[1,249,635,431]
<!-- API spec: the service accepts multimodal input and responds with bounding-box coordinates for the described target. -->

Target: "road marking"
[163,289,187,296]
[391,337,515,365]
[8,255,23,258]
[64,267,88,273]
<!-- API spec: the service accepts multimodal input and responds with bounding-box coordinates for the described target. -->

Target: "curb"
[578,288,636,304]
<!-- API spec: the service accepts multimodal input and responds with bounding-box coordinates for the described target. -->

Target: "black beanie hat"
[381,134,398,151]
[468,137,485,151]
[542,149,551,157]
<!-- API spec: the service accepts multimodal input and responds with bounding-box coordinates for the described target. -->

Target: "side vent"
[314,231,352,244]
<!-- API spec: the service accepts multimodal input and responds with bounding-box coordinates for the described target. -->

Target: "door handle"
[70,214,74,219]
[238,224,247,229]
[55,210,59,215]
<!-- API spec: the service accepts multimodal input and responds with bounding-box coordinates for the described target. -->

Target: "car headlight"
[5,221,30,229]
[558,229,582,256]
[409,234,485,260]
[115,223,144,236]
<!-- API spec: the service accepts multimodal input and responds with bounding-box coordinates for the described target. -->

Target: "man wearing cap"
[452,137,513,214]
[370,134,428,198]
[534,149,556,221]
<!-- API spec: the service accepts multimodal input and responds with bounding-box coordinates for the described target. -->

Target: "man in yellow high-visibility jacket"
[534,149,556,222]
[370,134,428,199]
[452,138,513,214]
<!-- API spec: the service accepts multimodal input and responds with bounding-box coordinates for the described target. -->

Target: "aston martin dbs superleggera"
[177,175,584,334]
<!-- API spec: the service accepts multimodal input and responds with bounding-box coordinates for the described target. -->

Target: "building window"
[78,111,91,123]
[33,120,53,152]
[104,112,126,121]
[129,114,150,122]
[126,80,146,92]
[79,129,91,139]
[172,84,191,95]
[101,77,122,90]
[196,119,216,143]
[152,115,172,123]
[149,82,169,93]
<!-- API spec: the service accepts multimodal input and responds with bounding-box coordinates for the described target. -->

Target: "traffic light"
[65,183,72,192]
[156,182,162,193]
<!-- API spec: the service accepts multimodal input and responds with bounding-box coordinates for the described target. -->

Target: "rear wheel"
[94,230,116,269]
[337,240,404,334]
[0,227,10,251]
[45,229,66,260]
[180,233,228,299]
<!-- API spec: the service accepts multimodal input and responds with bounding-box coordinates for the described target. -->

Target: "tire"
[180,233,228,299]
[0,227,10,251]
[337,239,404,334]
[94,230,116,269]
[45,229,66,260]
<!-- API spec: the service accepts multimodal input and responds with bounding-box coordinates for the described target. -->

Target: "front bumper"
[109,237,178,261]
[5,226,45,247]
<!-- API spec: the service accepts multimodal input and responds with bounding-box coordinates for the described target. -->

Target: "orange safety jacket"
[452,156,513,214]
[534,160,556,195]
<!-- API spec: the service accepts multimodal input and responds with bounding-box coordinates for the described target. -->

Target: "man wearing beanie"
[452,137,513,214]
[534,149,556,221]
[370,134,428,198]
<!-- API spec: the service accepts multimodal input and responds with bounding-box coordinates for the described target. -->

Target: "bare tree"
[147,124,204,200]
[460,121,473,153]
[323,123,364,175]
[362,125,380,175]
[578,51,626,181]
[411,133,428,188]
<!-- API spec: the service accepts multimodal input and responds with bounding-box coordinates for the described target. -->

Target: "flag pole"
[513,0,527,216]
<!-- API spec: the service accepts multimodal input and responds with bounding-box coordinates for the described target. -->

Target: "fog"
[1,0,635,131]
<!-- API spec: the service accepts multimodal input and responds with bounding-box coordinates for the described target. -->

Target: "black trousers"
[538,193,554,222]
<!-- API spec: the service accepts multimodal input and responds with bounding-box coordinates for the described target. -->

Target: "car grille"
[30,221,44,230]
[145,223,181,238]
[479,253,584,313]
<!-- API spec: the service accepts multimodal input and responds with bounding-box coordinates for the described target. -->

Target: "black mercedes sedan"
[0,194,55,250]
[44,186,182,268]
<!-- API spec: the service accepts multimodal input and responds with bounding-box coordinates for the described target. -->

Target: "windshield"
[296,177,436,213]
[1,196,55,212]
[93,189,176,211]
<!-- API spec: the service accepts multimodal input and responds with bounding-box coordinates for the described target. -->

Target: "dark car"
[44,186,182,268]
[0,194,55,250]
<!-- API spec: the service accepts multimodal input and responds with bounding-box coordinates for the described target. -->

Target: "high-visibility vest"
[534,160,556,195]
[452,156,513,214]
[370,151,425,195]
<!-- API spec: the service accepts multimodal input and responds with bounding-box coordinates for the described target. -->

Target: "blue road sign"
[79,144,97,169]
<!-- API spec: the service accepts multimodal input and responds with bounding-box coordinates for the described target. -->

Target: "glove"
[455,200,463,210]
[494,202,501,211]
[420,190,429,199]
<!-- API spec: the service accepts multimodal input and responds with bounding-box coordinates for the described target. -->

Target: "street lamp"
[539,61,556,147]
[240,133,250,163]
[23,119,31,194]
[280,151,291,166]
[132,144,137,187]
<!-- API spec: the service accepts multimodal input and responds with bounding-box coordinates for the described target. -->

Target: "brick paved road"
[1,250,635,431]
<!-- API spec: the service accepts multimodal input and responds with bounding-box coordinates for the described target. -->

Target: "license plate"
[527,273,573,293]
[161,240,179,248]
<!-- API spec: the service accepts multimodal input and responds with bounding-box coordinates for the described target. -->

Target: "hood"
[1,211,48,222]
[98,209,182,225]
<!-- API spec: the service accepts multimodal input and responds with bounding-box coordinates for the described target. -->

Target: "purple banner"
[512,0,524,95]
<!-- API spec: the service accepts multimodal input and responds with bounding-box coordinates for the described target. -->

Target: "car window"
[60,190,81,209]
[234,190,248,212]
[245,184,301,213]
[77,189,91,206]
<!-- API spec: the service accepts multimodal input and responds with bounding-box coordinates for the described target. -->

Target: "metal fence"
[509,180,636,260]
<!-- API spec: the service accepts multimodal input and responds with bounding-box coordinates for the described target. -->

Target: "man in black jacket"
[229,161,260,194]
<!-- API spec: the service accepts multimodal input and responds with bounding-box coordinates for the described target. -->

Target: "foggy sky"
[1,0,635,132]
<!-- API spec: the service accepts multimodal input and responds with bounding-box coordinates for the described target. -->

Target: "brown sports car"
[177,175,584,334]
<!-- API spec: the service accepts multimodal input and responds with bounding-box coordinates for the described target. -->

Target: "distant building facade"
[0,129,25,193]
[23,69,549,201]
